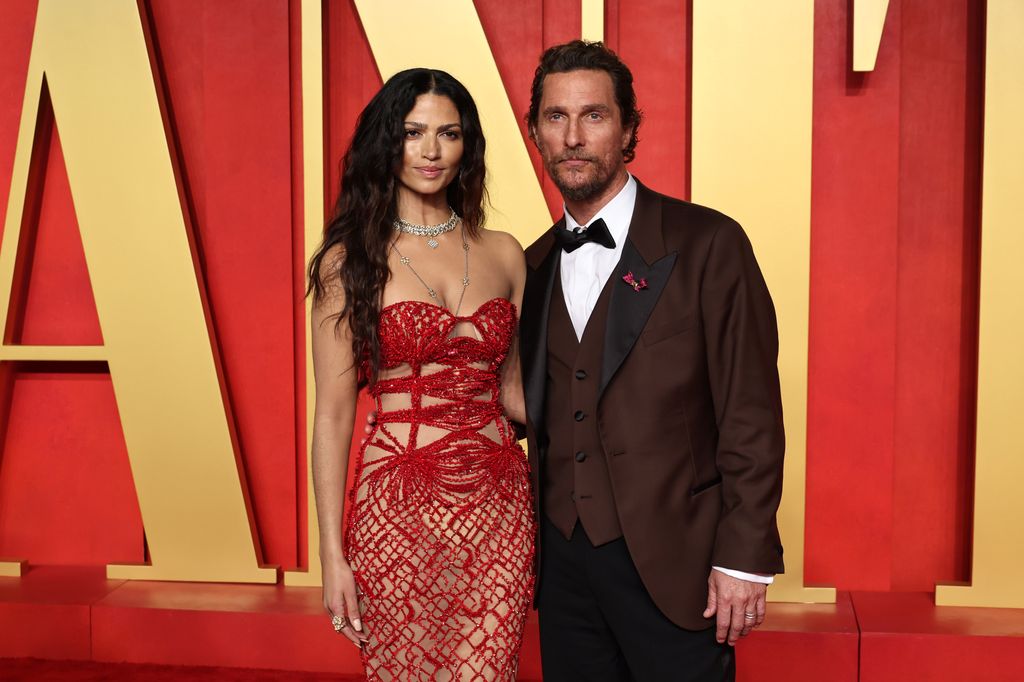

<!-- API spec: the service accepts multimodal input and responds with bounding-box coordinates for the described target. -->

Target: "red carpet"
[0,658,359,680]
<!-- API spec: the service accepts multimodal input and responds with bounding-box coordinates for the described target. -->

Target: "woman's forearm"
[311,410,356,559]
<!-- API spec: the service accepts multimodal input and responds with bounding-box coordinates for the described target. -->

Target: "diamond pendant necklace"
[393,209,459,249]
[391,223,470,316]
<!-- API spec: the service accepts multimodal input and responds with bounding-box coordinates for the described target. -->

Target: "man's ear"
[621,124,634,151]
[528,124,539,148]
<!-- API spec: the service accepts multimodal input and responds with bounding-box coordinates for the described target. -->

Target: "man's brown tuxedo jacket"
[520,180,786,630]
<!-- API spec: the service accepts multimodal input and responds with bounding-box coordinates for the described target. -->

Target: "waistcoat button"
[574,410,585,422]
[575,451,587,462]
[575,369,587,380]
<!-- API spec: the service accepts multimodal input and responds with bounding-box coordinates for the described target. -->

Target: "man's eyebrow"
[541,103,612,116]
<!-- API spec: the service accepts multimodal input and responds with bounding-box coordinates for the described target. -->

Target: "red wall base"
[855,591,1024,682]
[3,567,1023,680]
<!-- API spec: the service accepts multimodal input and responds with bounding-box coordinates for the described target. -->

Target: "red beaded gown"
[345,297,536,681]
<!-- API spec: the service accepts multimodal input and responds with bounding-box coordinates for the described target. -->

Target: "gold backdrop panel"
[0,0,274,583]
[582,0,605,43]
[691,0,834,603]
[853,0,891,71]
[0,560,26,577]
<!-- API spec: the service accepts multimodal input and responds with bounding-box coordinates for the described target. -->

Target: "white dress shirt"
[559,175,637,340]
[557,174,773,586]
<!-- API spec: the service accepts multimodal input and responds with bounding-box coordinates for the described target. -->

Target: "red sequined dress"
[345,297,536,681]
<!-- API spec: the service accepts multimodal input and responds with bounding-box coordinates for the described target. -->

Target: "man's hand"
[702,569,767,646]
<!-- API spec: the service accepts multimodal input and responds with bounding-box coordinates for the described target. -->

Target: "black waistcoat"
[543,271,623,545]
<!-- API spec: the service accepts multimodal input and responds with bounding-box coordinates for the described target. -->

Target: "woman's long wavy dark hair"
[307,68,487,386]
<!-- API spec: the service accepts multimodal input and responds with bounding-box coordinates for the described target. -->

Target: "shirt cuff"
[712,566,775,584]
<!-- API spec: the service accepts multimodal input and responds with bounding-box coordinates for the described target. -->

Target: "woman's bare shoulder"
[475,227,525,264]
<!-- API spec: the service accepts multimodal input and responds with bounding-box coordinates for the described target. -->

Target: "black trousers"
[537,517,736,682]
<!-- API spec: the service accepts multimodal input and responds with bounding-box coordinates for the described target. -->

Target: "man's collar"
[562,173,637,244]
[528,174,666,271]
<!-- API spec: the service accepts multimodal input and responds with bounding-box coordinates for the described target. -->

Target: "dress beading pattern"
[345,297,536,681]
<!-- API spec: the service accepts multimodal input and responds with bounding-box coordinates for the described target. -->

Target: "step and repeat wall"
[0,0,1021,609]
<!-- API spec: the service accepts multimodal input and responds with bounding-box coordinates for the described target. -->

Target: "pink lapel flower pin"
[622,271,648,291]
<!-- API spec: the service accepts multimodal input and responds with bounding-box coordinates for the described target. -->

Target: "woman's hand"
[321,550,369,648]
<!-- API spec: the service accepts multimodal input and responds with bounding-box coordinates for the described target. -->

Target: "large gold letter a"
[0,0,275,583]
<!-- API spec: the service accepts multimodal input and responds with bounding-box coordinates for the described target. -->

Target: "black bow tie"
[553,218,616,253]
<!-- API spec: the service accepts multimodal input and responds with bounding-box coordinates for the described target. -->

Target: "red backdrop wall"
[0,0,984,595]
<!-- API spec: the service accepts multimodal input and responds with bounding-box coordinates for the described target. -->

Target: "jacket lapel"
[521,223,562,439]
[599,182,677,397]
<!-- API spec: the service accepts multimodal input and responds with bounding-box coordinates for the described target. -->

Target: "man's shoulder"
[644,188,757,267]
[644,185,742,236]
[523,225,558,270]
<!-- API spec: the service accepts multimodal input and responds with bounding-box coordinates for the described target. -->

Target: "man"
[519,41,785,681]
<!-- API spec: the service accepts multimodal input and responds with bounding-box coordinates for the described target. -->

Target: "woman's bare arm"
[497,232,527,426]
[310,253,368,647]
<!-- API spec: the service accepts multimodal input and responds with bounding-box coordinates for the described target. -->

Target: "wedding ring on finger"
[743,612,756,620]
[331,614,347,632]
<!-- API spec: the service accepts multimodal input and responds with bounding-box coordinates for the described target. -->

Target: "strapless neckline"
[380,296,514,320]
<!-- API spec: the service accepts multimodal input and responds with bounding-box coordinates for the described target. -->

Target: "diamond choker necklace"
[393,209,460,249]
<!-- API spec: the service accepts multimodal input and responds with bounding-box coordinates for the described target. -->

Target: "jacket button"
[574,410,585,422]
[575,369,587,380]
[575,451,586,462]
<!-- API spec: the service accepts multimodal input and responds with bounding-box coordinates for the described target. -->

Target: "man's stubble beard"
[542,150,620,203]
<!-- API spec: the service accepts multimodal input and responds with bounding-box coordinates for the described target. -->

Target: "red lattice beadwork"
[345,297,536,681]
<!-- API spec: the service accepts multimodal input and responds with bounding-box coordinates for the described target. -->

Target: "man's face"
[532,69,632,202]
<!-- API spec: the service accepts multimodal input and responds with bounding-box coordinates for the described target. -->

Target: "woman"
[307,68,534,681]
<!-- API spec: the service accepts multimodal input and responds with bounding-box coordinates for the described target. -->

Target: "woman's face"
[397,94,464,200]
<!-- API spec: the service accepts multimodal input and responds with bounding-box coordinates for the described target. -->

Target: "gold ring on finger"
[331,614,347,632]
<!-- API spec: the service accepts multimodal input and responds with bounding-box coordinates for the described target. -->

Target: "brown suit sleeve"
[700,218,786,574]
